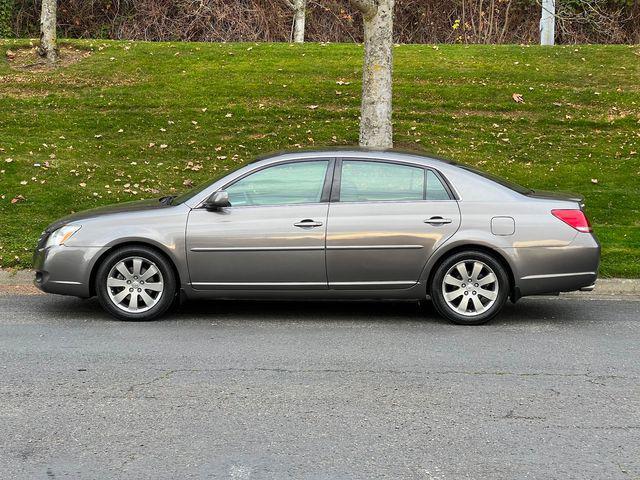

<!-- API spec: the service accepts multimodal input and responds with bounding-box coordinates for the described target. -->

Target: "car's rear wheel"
[430,250,509,325]
[96,246,177,321]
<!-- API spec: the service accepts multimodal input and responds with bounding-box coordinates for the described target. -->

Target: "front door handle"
[294,219,323,228]
[424,216,452,226]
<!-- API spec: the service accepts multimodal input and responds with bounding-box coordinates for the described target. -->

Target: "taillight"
[551,209,592,233]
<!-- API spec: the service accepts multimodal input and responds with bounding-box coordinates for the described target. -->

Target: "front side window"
[339,161,425,202]
[226,160,329,207]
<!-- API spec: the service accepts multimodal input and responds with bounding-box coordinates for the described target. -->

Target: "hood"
[525,189,584,204]
[45,198,169,233]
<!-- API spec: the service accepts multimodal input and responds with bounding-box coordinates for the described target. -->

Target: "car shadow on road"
[171,297,599,326]
[31,294,602,326]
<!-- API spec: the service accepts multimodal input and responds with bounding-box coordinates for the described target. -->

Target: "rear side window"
[425,170,451,200]
[338,160,452,202]
[339,161,425,202]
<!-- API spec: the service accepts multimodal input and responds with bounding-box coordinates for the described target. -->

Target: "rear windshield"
[460,166,533,195]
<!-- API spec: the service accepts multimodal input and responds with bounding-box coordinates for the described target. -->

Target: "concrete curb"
[0,269,34,286]
[585,278,640,296]
[1,269,639,297]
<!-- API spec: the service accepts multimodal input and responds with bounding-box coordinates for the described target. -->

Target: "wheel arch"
[424,243,517,302]
[89,241,182,297]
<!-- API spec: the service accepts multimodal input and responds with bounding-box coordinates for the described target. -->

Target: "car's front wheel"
[430,250,509,325]
[95,246,177,321]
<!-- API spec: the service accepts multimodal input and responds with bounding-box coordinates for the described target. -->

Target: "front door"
[326,159,460,289]
[186,159,332,290]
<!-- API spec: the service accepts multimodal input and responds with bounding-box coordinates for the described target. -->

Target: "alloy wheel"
[441,260,498,317]
[106,256,164,313]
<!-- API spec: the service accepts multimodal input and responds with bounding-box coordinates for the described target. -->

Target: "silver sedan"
[33,150,600,324]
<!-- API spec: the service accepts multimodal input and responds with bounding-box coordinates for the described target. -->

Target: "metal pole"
[540,0,555,45]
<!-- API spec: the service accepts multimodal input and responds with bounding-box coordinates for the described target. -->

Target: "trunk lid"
[526,189,585,207]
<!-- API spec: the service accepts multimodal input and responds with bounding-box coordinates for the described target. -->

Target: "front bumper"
[33,245,107,297]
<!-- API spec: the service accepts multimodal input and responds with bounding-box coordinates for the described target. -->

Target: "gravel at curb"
[2,269,639,298]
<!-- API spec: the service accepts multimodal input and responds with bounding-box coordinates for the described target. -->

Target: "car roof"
[249,148,459,169]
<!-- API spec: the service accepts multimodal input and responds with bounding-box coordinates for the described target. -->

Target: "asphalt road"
[1,293,639,480]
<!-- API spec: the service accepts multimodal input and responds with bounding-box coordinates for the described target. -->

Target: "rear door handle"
[424,216,452,226]
[294,219,323,228]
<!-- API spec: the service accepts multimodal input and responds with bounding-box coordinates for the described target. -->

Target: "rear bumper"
[512,233,600,297]
[33,245,107,297]
[518,271,598,296]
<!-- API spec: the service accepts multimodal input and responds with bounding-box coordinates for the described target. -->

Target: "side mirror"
[204,190,231,210]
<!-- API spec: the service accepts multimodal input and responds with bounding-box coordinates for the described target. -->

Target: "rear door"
[326,159,460,289]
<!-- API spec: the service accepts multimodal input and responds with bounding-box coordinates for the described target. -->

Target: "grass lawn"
[0,40,638,276]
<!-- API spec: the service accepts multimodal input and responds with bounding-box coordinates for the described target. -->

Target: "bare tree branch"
[13,0,637,45]
[283,0,295,10]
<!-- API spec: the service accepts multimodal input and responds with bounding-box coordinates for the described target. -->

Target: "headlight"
[45,225,81,248]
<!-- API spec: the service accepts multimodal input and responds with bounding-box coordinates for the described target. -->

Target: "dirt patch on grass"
[5,45,92,71]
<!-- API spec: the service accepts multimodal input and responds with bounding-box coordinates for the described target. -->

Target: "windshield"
[460,166,533,195]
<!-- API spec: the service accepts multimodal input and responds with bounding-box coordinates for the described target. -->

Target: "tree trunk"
[39,0,57,63]
[293,0,306,43]
[359,0,394,149]
[540,0,555,45]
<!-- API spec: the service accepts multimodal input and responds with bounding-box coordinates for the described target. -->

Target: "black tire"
[95,245,177,321]
[430,250,509,325]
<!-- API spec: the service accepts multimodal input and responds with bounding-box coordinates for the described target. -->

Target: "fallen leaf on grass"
[512,93,524,104]
[11,195,25,204]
